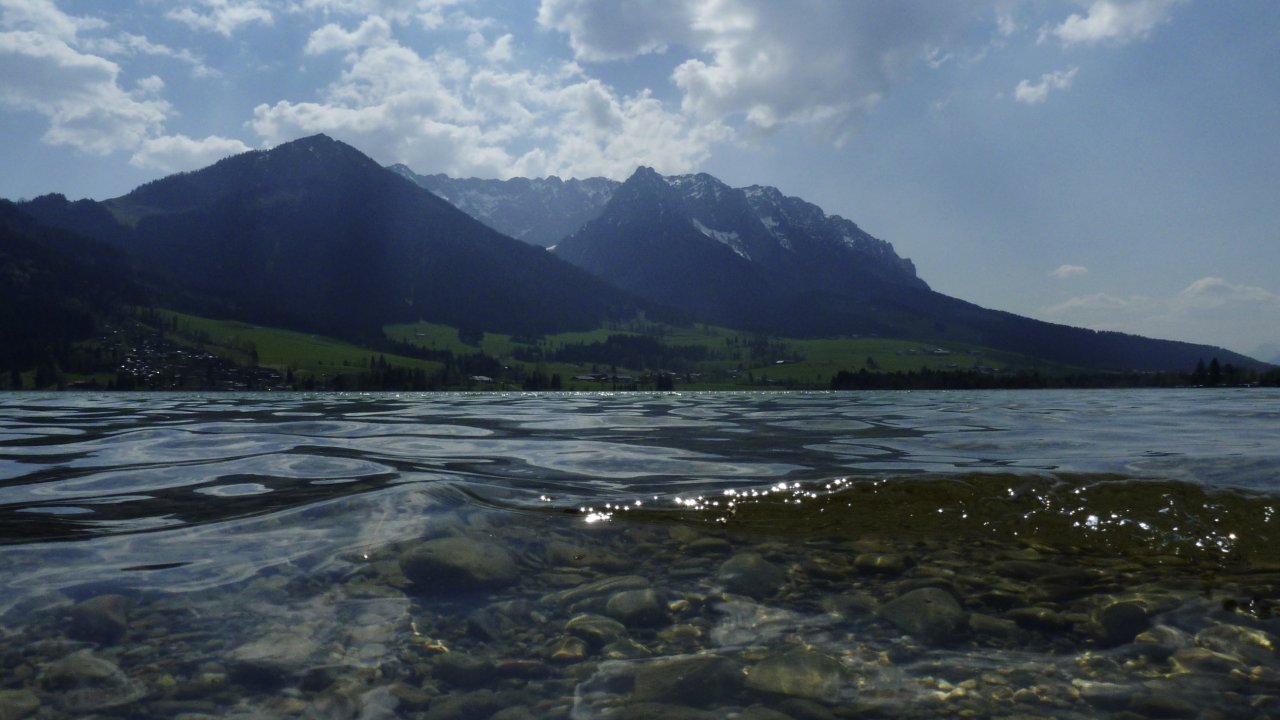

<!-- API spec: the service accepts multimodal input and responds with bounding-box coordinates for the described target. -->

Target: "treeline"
[830,360,1280,391]
[511,334,711,372]
[0,201,148,387]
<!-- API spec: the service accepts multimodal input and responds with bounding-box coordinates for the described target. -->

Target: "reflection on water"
[0,390,1277,718]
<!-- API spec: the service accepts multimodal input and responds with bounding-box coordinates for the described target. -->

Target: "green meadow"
[158,310,444,379]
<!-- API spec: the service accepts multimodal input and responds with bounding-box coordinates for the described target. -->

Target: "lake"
[1,389,1277,718]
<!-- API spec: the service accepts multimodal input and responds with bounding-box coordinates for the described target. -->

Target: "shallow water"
[0,390,1277,718]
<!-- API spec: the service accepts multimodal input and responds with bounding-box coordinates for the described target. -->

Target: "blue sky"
[2,0,1278,359]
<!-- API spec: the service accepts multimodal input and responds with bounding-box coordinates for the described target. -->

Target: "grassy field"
[159,310,443,379]
[385,318,1066,389]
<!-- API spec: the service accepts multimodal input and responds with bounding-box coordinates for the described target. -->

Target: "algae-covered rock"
[400,536,518,593]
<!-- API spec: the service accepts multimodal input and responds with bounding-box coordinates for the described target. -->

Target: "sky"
[2,0,1278,360]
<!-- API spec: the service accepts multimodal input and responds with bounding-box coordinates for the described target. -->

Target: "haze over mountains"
[8,135,1266,374]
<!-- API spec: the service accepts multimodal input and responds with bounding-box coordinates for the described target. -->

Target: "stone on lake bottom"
[1098,600,1150,646]
[880,587,967,645]
[68,594,130,645]
[226,633,322,688]
[745,649,846,702]
[39,650,145,714]
[0,690,40,720]
[605,589,669,628]
[631,655,743,707]
[399,536,519,593]
[716,552,787,599]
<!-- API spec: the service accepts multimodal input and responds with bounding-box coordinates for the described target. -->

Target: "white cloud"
[1051,264,1089,278]
[292,0,460,25]
[81,32,215,77]
[130,133,252,172]
[1043,277,1280,355]
[167,0,274,37]
[254,24,726,180]
[0,13,170,155]
[0,0,105,41]
[485,32,513,64]
[540,0,974,143]
[537,0,693,62]
[1048,0,1183,47]
[305,15,392,54]
[1015,66,1077,104]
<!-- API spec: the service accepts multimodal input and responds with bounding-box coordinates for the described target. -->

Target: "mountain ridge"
[10,134,1267,374]
[20,134,654,340]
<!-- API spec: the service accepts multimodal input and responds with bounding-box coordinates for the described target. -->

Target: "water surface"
[1,390,1277,718]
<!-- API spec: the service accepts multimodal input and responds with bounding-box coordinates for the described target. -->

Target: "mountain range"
[19,135,648,341]
[8,134,1266,374]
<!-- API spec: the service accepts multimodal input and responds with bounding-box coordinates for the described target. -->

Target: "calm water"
[0,390,1277,719]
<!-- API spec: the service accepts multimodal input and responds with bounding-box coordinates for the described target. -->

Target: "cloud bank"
[0,1,1197,181]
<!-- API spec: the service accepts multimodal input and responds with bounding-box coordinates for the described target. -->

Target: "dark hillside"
[0,202,143,376]
[21,136,653,340]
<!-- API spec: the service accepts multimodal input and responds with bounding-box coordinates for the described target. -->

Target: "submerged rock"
[399,536,519,593]
[880,587,967,645]
[746,649,846,702]
[1194,623,1279,667]
[68,594,130,645]
[0,689,40,720]
[432,652,495,687]
[545,540,628,570]
[566,613,629,649]
[542,575,650,608]
[854,552,908,576]
[632,655,743,707]
[1098,601,1150,646]
[606,589,669,628]
[39,650,145,714]
[226,633,322,688]
[716,552,787,599]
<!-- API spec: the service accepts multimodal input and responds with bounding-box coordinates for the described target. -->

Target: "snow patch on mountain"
[692,218,750,260]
